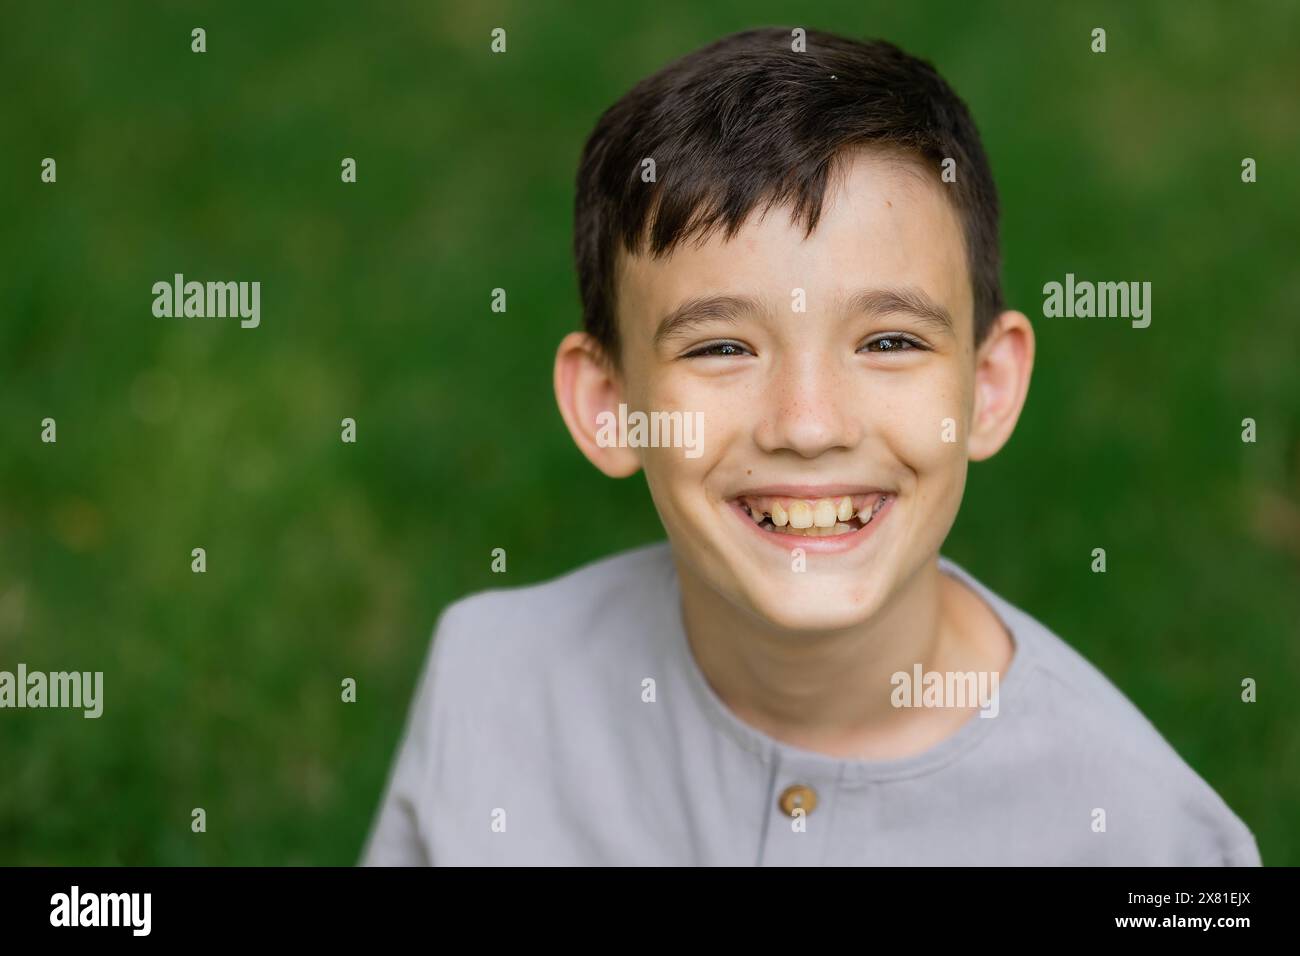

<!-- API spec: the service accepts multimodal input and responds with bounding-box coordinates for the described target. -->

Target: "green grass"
[1,0,1297,864]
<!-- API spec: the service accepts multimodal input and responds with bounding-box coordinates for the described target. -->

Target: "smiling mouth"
[735,492,891,537]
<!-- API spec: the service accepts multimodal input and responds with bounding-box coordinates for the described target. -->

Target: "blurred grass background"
[0,0,1296,864]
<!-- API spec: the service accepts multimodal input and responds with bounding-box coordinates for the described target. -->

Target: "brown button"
[778,783,818,817]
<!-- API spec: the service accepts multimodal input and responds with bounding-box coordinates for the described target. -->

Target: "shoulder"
[433,540,673,655]
[941,554,1261,866]
[420,541,675,709]
[361,543,677,866]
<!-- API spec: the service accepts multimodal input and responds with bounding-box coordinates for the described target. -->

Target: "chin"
[733,573,893,634]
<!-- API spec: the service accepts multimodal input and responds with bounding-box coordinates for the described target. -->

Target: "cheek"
[642,373,749,464]
[632,376,730,512]
[874,365,971,481]
[645,369,753,414]
[870,369,970,556]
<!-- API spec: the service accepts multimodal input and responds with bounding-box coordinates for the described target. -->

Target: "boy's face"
[558,150,1031,632]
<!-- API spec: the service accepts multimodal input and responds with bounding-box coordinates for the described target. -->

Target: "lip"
[729,484,890,499]
[725,494,895,554]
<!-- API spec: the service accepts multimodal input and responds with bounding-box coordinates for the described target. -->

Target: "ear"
[553,331,642,478]
[968,310,1035,462]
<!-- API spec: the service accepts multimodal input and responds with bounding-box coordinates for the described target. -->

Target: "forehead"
[616,150,972,338]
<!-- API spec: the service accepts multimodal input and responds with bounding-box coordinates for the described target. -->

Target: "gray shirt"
[360,541,1260,866]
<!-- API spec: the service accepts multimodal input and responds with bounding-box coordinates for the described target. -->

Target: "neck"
[676,556,1004,760]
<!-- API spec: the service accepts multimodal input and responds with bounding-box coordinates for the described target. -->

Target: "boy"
[362,27,1260,865]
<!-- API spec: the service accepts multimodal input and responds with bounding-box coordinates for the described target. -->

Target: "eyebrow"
[842,287,954,335]
[653,286,955,347]
[652,294,766,347]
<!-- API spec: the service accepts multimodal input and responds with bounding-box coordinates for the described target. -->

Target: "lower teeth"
[762,521,858,536]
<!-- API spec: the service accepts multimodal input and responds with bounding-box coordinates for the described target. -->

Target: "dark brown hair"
[573,27,1003,365]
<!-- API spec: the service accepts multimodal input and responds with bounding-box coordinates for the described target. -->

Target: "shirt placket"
[758,754,839,866]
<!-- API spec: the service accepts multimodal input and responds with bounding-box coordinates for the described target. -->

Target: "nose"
[753,350,862,457]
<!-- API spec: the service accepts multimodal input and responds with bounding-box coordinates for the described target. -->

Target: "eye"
[859,333,928,354]
[682,340,752,358]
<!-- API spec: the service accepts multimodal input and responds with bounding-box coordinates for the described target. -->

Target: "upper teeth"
[738,493,889,535]
[812,499,837,527]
